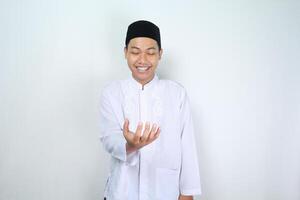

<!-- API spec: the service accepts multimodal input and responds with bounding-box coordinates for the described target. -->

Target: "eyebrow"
[130,46,140,50]
[130,46,157,50]
[146,47,157,50]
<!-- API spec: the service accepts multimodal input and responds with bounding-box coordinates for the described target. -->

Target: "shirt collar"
[130,74,159,90]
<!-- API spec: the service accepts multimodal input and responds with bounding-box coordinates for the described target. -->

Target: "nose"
[138,53,148,65]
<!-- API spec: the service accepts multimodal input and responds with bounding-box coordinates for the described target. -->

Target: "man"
[99,20,201,200]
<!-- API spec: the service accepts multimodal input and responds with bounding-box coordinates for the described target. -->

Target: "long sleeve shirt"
[99,74,201,200]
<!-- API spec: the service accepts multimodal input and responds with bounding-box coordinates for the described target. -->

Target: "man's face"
[125,37,163,85]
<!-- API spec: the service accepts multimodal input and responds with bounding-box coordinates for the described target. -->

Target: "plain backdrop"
[0,1,299,200]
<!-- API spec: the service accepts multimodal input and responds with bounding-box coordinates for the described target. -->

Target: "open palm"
[123,118,160,151]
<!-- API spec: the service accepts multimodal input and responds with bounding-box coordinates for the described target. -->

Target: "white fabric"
[99,74,201,200]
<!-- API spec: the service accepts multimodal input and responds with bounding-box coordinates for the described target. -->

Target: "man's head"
[124,20,163,86]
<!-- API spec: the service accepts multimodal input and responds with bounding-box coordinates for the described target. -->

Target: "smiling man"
[99,20,201,200]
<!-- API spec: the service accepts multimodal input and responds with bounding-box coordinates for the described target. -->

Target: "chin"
[134,73,153,83]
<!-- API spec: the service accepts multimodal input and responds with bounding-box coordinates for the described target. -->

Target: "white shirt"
[99,75,201,200]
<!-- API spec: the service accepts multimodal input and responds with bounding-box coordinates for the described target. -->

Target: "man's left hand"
[179,195,193,200]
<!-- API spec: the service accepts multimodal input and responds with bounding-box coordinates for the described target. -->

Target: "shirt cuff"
[125,150,140,166]
[180,188,202,196]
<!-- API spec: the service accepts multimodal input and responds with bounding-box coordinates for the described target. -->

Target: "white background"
[0,0,299,200]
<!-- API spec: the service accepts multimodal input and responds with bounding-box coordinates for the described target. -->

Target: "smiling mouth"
[136,66,151,72]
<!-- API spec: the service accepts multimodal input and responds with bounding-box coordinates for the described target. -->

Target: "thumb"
[123,118,129,133]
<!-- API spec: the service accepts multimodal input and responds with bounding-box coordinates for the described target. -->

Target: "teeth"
[137,66,149,72]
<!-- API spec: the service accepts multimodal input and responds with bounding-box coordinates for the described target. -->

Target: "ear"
[124,47,128,59]
[158,48,163,60]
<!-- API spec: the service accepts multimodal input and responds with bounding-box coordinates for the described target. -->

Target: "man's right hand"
[123,118,160,154]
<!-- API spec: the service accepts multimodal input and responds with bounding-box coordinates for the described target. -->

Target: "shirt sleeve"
[98,88,139,165]
[179,89,202,196]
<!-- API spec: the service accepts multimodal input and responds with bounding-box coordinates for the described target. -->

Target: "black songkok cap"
[125,20,161,49]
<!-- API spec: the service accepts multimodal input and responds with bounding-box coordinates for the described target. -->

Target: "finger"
[134,122,143,142]
[123,118,130,137]
[155,127,161,137]
[123,118,129,132]
[140,122,151,142]
[148,124,157,139]
[150,127,160,142]
[123,119,134,143]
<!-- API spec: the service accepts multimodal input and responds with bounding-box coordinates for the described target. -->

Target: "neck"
[133,74,155,87]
